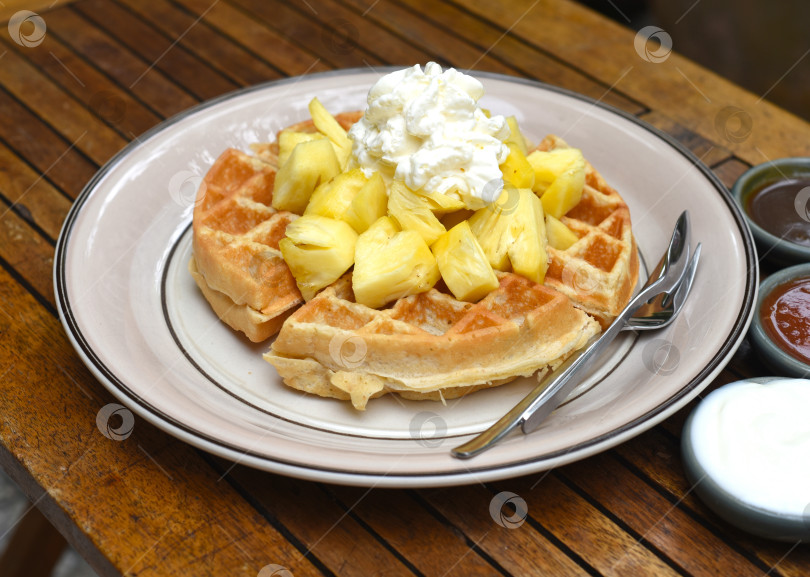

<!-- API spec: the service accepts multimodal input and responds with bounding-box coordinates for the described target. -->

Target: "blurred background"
[580,0,810,121]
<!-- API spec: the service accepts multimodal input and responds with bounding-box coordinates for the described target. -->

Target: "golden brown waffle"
[265,272,600,410]
[191,112,364,342]
[538,135,639,328]
[191,148,302,342]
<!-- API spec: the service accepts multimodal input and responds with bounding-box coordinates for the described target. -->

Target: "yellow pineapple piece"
[419,189,466,215]
[279,215,357,301]
[468,188,548,284]
[387,181,446,246]
[504,116,529,155]
[500,143,535,189]
[526,148,586,218]
[278,130,325,167]
[467,192,512,270]
[526,148,583,192]
[272,138,341,214]
[344,172,387,233]
[353,216,440,309]
[309,97,352,169]
[508,188,548,284]
[545,214,579,250]
[432,221,499,302]
[305,169,367,220]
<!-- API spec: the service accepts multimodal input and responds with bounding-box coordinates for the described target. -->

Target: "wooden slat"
[170,0,332,77]
[74,0,239,100]
[334,0,525,76]
[0,265,325,577]
[0,141,72,240]
[0,205,57,309]
[273,0,435,67]
[44,6,199,118]
[491,473,680,576]
[458,0,810,164]
[0,43,127,166]
[0,0,77,23]
[229,0,385,69]
[0,88,97,199]
[1,31,161,139]
[422,484,590,576]
[225,465,417,576]
[328,485,501,576]
[113,0,282,87]
[615,430,810,577]
[711,157,753,190]
[388,0,645,115]
[562,452,770,576]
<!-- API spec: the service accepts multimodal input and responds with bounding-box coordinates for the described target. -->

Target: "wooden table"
[1,1,809,575]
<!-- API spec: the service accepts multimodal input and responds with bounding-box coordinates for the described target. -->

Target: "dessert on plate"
[190,62,638,410]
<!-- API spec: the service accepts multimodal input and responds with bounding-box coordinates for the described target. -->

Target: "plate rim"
[54,68,758,487]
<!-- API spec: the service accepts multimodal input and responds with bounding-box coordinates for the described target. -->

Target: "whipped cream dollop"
[348,62,510,209]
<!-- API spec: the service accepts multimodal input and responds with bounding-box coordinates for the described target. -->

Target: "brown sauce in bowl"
[761,277,810,364]
[746,179,810,247]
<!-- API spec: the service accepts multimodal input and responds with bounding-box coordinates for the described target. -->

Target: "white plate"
[55,69,756,487]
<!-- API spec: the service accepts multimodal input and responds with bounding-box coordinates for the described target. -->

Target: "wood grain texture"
[460,0,810,163]
[0,265,325,577]
[1,0,809,575]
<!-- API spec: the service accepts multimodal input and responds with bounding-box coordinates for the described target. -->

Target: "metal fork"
[451,212,700,459]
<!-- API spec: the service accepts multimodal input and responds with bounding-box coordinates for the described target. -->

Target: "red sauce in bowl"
[761,277,810,364]
[746,179,810,247]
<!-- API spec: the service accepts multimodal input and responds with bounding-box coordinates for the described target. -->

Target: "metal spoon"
[451,212,699,459]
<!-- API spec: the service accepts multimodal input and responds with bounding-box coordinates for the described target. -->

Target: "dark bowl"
[750,263,810,377]
[731,157,810,267]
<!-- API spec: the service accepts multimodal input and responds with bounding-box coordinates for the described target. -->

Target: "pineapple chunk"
[278,130,325,167]
[468,188,548,284]
[466,193,512,271]
[353,217,440,309]
[305,169,388,234]
[309,97,352,169]
[344,172,387,233]
[272,138,341,214]
[526,148,586,218]
[526,148,584,192]
[504,116,529,155]
[500,143,535,189]
[432,221,499,302]
[305,169,367,220]
[279,215,357,301]
[507,188,548,284]
[545,214,579,250]
[387,181,446,246]
[419,189,466,215]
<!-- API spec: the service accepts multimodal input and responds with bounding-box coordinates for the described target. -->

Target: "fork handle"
[451,266,679,460]
[451,327,614,459]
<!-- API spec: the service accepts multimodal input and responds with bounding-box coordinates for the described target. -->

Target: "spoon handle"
[451,322,616,459]
[451,212,692,460]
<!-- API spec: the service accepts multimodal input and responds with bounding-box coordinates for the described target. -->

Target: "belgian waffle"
[265,272,600,410]
[191,112,637,409]
[190,148,301,342]
[190,112,363,342]
[538,135,639,328]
